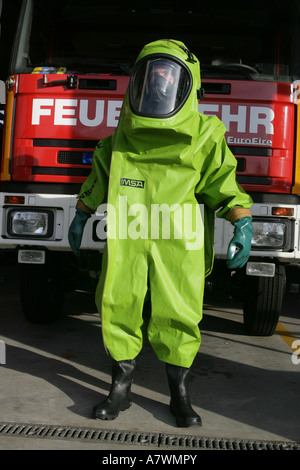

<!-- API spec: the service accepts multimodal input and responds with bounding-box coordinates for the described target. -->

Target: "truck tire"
[243,264,285,336]
[19,262,65,324]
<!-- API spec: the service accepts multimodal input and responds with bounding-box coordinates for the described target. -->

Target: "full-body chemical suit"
[69,39,253,427]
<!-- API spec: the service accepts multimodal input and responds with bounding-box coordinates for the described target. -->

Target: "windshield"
[10,0,300,82]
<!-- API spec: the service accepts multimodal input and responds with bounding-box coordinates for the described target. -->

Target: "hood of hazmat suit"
[77,39,252,367]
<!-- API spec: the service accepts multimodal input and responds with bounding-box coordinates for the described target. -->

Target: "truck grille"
[33,139,98,148]
[229,146,272,156]
[57,151,92,165]
[31,167,90,176]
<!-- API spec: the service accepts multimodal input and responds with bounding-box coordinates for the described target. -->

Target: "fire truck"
[1,0,299,334]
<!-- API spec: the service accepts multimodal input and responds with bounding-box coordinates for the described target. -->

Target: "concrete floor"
[0,254,300,451]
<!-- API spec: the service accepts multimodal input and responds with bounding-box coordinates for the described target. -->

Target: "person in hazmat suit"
[68,39,253,428]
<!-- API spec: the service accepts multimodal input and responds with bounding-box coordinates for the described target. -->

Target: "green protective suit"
[77,40,252,367]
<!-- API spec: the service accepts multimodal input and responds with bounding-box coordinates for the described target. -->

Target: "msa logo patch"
[120,178,145,188]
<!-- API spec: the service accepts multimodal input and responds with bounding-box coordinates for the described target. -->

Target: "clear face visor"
[130,57,191,117]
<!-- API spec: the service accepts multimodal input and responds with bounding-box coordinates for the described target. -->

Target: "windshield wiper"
[67,62,131,75]
[201,64,258,80]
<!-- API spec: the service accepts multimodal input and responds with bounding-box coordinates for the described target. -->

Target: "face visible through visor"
[130,56,192,117]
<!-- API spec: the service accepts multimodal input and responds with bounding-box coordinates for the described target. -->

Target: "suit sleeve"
[77,134,113,212]
[195,118,252,220]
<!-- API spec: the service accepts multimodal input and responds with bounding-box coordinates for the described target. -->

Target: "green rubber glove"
[68,208,91,256]
[227,217,252,269]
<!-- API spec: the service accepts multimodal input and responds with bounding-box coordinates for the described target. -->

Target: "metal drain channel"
[0,422,299,450]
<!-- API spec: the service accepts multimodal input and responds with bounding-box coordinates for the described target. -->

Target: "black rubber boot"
[93,359,136,420]
[166,363,202,427]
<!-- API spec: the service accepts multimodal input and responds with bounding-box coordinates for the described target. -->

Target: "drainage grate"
[0,422,159,447]
[0,422,299,450]
[160,434,300,450]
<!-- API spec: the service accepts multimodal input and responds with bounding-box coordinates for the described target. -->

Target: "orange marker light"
[4,195,25,204]
[272,207,294,216]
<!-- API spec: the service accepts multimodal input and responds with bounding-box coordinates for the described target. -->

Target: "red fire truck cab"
[1,0,300,334]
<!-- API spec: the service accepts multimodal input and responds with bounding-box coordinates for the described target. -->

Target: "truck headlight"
[251,219,287,249]
[7,209,53,238]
